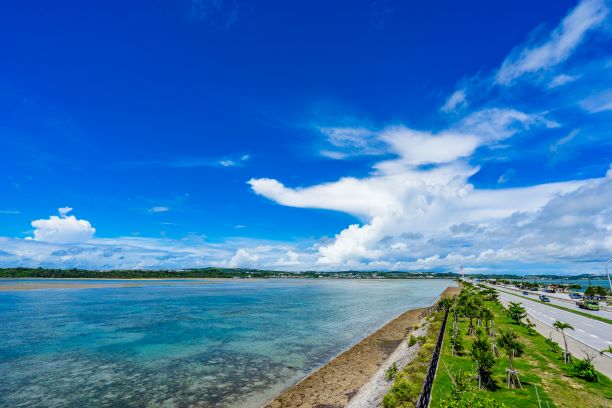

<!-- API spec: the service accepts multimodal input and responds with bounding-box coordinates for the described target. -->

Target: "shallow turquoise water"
[0,279,453,407]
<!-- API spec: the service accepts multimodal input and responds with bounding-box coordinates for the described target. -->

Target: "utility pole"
[606,258,612,294]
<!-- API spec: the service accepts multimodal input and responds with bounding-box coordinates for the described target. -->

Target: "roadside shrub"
[544,335,561,353]
[585,285,609,297]
[450,332,464,355]
[383,374,421,408]
[443,367,471,402]
[385,362,398,381]
[407,334,428,348]
[384,311,444,407]
[420,342,435,355]
[382,392,399,408]
[524,318,536,336]
[568,358,598,382]
[408,334,418,347]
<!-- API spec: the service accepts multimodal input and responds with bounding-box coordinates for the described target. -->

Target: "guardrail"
[416,309,449,408]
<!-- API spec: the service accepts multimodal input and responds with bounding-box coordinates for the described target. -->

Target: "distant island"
[0,267,609,281]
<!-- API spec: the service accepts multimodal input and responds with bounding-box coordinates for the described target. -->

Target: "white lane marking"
[589,334,599,339]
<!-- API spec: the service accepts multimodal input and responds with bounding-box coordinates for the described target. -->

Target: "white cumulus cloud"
[31,208,96,244]
[250,103,604,268]
[228,248,259,267]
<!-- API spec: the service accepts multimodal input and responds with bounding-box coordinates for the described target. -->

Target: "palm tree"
[497,329,525,388]
[480,287,499,302]
[553,320,574,364]
[480,306,494,329]
[497,329,524,370]
[599,345,612,356]
[470,333,496,389]
[459,290,483,335]
[507,302,526,325]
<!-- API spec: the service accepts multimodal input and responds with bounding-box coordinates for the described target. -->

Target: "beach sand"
[263,286,460,408]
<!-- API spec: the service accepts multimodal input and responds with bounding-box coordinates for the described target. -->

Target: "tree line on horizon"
[0,267,608,282]
[0,267,458,279]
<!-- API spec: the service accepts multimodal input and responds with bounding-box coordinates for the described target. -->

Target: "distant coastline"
[1,267,609,281]
[0,267,457,280]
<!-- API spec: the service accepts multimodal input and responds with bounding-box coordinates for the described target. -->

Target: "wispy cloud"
[496,0,608,85]
[148,206,169,213]
[550,129,580,153]
[318,126,387,159]
[218,154,250,167]
[441,88,467,112]
[548,73,581,88]
[120,154,251,169]
[187,0,242,30]
[0,209,20,214]
[579,88,612,112]
[0,230,312,271]
[497,168,516,184]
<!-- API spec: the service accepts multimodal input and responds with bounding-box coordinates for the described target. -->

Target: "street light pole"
[606,258,612,294]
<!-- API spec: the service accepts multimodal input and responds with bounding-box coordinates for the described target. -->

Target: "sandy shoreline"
[263,286,459,408]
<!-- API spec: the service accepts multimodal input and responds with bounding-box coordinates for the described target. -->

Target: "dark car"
[569,293,582,300]
[522,291,530,295]
[539,295,551,302]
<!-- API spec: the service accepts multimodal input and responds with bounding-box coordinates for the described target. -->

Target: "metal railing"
[418,303,441,320]
[416,308,449,408]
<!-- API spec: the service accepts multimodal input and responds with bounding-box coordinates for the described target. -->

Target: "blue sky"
[1,0,611,274]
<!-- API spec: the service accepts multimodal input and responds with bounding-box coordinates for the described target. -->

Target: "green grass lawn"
[430,301,612,408]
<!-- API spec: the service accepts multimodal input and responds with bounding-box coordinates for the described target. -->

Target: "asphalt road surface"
[497,285,612,320]
[495,288,612,353]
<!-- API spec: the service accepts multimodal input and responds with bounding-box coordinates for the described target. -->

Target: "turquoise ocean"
[522,278,609,290]
[0,278,453,407]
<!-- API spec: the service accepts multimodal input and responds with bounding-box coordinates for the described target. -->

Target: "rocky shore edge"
[263,285,460,408]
